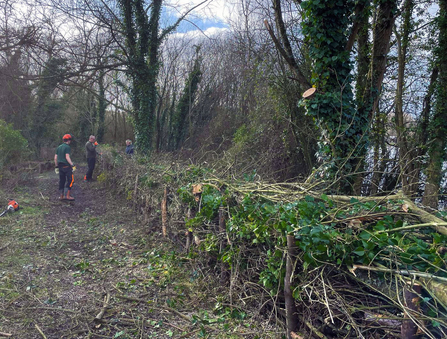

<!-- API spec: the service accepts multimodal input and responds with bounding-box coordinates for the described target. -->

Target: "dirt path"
[0,166,208,339]
[1,166,277,339]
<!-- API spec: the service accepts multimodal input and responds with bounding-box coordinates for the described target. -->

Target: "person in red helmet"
[54,134,76,201]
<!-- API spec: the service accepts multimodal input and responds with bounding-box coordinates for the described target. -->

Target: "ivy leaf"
[353,247,365,256]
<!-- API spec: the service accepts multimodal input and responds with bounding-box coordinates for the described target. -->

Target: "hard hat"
[63,134,72,141]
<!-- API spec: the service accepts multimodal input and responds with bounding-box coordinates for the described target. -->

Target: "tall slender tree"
[169,47,202,150]
[423,1,447,208]
[117,0,208,153]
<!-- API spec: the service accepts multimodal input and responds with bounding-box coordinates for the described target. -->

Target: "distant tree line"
[0,0,447,207]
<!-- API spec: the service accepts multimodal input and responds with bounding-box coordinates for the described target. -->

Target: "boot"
[59,193,64,200]
[65,190,75,201]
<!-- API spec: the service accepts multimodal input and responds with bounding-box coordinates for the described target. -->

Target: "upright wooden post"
[219,205,230,284]
[285,234,299,339]
[133,174,139,209]
[401,282,422,339]
[161,186,168,237]
[185,208,193,251]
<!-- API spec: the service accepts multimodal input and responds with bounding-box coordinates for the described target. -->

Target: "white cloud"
[166,0,235,23]
[170,26,229,40]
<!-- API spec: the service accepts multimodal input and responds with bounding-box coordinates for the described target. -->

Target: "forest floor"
[0,166,277,339]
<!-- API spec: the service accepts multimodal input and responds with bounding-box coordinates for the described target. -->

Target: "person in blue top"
[125,139,134,156]
[54,134,76,201]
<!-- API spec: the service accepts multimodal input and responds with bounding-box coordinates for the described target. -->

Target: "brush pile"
[100,149,447,338]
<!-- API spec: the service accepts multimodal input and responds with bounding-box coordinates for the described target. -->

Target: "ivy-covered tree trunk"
[301,0,364,194]
[170,50,202,150]
[355,0,371,107]
[301,0,397,194]
[30,57,67,153]
[118,0,199,153]
[119,0,162,154]
[423,1,447,208]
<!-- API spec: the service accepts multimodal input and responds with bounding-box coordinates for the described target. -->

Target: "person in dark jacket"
[54,134,76,200]
[84,135,98,182]
[125,139,134,156]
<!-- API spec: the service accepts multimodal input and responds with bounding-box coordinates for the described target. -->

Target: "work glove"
[55,167,59,174]
[94,142,98,146]
[72,165,77,172]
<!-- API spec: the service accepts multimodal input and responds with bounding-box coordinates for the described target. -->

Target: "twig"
[351,265,447,283]
[321,269,334,324]
[178,328,201,338]
[376,222,447,234]
[0,332,12,338]
[35,324,47,339]
[304,320,328,339]
[115,294,191,321]
[95,292,111,320]
[27,306,78,313]
[0,242,10,251]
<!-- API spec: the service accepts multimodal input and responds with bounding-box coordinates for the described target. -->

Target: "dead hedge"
[98,149,447,339]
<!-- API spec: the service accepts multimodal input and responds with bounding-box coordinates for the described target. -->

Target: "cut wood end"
[302,87,316,99]
[291,332,304,339]
[349,266,358,276]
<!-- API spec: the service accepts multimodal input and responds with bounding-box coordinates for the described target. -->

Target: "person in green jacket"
[54,134,76,201]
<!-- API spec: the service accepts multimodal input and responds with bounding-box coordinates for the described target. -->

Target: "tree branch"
[263,20,310,88]
[159,0,211,41]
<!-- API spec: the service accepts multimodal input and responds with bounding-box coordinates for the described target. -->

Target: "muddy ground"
[0,166,279,339]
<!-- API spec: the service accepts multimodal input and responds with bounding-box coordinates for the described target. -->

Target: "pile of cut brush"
[185,179,447,339]
[99,151,447,338]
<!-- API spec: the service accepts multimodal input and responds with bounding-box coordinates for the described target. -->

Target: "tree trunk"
[394,0,416,197]
[423,0,447,208]
[355,0,370,106]
[401,283,422,339]
[360,0,397,121]
[97,67,107,143]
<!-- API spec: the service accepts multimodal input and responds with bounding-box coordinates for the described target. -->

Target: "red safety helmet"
[63,134,73,141]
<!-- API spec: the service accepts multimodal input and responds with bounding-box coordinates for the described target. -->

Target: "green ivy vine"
[300,0,370,192]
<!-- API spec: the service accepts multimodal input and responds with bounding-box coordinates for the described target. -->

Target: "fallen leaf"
[348,219,362,228]
[192,184,202,195]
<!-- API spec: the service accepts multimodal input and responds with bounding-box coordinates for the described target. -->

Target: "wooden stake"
[219,205,229,284]
[185,230,193,251]
[161,186,168,237]
[133,174,139,209]
[401,283,422,339]
[285,235,299,339]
